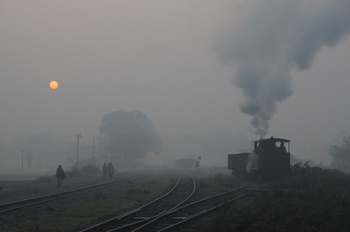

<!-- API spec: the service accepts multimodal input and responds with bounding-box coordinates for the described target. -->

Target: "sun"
[50,81,58,89]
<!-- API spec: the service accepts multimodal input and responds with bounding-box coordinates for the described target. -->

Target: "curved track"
[79,173,196,232]
[142,185,249,232]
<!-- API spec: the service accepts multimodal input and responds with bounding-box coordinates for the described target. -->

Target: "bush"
[65,166,81,178]
[195,167,350,232]
[37,176,52,183]
[80,164,101,176]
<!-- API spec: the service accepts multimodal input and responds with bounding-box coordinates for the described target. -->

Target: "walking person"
[102,163,108,180]
[108,162,114,179]
[56,165,65,188]
[195,156,201,171]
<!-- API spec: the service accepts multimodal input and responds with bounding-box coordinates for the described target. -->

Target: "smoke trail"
[213,0,350,138]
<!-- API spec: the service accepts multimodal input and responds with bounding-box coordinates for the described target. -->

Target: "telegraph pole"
[93,136,95,158]
[21,150,24,176]
[99,137,102,161]
[28,151,32,174]
[76,133,82,169]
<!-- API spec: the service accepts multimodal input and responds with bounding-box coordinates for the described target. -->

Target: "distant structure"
[174,159,194,169]
[195,156,201,171]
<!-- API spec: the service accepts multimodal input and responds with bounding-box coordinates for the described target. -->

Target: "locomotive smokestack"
[213,0,350,138]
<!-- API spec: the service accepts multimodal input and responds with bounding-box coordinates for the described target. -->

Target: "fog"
[1,1,350,175]
[213,0,350,138]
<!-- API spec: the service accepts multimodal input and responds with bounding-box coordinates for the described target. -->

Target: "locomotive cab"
[228,136,291,180]
[253,137,291,178]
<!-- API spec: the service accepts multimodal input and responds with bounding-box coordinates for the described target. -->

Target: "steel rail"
[132,184,249,232]
[79,173,196,232]
[0,175,138,215]
[128,174,196,232]
[157,195,247,232]
[79,176,182,232]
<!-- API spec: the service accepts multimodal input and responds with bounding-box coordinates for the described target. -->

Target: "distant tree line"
[0,132,94,173]
[329,137,350,172]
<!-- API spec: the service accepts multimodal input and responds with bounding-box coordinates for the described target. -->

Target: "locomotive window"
[276,141,281,147]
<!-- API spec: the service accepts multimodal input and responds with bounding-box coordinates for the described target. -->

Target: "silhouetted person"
[195,156,201,171]
[108,162,114,179]
[102,163,108,179]
[195,160,200,171]
[56,165,65,188]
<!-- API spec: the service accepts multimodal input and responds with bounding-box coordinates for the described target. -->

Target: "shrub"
[65,166,81,178]
[80,164,101,176]
[195,167,350,232]
[37,176,52,183]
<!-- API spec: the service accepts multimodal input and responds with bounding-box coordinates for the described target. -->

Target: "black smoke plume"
[213,0,350,138]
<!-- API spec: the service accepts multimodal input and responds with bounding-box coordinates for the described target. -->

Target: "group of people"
[102,162,115,179]
[55,161,116,189]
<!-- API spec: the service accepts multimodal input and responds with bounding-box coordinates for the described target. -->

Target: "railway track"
[138,185,249,232]
[79,173,196,232]
[0,175,138,215]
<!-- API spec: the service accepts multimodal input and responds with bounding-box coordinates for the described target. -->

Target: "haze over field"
[1,0,350,172]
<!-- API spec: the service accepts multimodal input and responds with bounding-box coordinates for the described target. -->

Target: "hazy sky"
[1,0,350,164]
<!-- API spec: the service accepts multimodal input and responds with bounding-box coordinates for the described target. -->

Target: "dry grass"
[6,171,174,232]
[188,167,251,197]
[1,168,249,232]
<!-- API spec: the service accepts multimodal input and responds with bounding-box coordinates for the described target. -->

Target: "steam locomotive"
[228,137,290,179]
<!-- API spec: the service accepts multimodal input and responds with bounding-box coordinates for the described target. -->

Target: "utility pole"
[21,150,24,176]
[93,136,95,158]
[99,137,102,161]
[28,151,32,174]
[76,133,82,169]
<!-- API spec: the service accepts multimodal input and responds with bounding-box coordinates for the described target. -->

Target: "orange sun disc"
[50,81,58,89]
